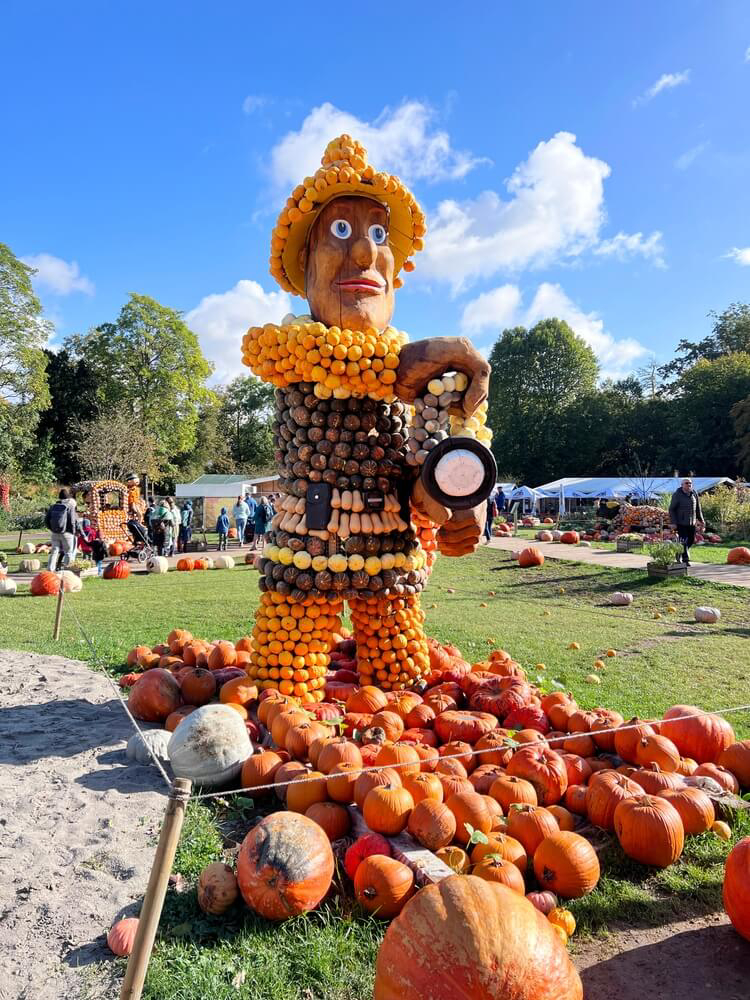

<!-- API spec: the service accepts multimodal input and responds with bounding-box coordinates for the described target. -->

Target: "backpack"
[46,501,70,534]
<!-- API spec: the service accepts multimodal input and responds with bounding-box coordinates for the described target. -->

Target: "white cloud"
[594,230,666,267]
[460,285,522,334]
[242,95,268,115]
[460,281,648,379]
[22,253,94,295]
[186,279,291,384]
[675,141,709,170]
[724,247,750,266]
[269,101,487,191]
[633,70,690,106]
[420,131,611,292]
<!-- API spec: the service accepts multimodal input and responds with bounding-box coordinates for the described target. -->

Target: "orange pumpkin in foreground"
[723,836,750,942]
[533,831,600,899]
[107,916,139,956]
[128,668,182,722]
[373,877,583,1000]
[613,795,684,868]
[236,812,334,920]
[660,705,734,764]
[354,855,415,918]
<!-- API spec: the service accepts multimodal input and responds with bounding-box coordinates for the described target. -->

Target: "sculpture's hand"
[436,505,483,557]
[394,337,491,417]
[411,476,451,527]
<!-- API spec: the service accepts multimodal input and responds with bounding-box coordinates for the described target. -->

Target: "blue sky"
[2,1,749,383]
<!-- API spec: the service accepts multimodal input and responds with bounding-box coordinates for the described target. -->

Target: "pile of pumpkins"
[122,631,750,958]
[174,555,235,572]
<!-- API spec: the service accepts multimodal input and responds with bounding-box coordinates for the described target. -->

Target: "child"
[216,507,230,551]
[78,518,107,575]
[161,516,174,558]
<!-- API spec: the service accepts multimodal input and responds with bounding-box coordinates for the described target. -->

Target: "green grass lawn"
[2,546,749,998]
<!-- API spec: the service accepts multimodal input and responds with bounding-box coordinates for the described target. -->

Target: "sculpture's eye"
[330,219,352,239]
[368,224,387,245]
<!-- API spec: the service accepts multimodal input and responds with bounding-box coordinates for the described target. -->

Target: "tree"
[72,412,162,482]
[658,302,750,383]
[65,294,215,474]
[731,395,750,478]
[668,353,750,475]
[0,243,51,476]
[218,375,275,471]
[168,395,234,488]
[486,319,599,482]
[36,348,99,482]
[636,360,663,398]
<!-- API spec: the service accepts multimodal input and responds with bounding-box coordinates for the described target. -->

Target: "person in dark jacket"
[45,489,77,570]
[178,500,193,552]
[216,507,230,550]
[669,478,705,566]
[483,491,497,542]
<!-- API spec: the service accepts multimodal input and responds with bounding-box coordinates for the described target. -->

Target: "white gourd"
[168,704,251,787]
[147,556,169,574]
[214,555,235,570]
[694,606,721,624]
[610,592,634,606]
[0,577,17,596]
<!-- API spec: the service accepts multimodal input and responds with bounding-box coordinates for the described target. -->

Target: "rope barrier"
[190,701,750,802]
[64,599,173,790]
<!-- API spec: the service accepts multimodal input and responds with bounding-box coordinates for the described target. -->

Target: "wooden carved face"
[301,196,395,332]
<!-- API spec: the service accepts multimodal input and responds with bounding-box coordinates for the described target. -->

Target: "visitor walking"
[496,487,507,513]
[232,495,250,548]
[45,489,77,570]
[253,495,273,549]
[178,500,193,553]
[669,478,705,566]
[167,499,181,557]
[484,490,497,543]
[216,507,230,550]
[144,500,155,543]
[150,497,171,556]
[243,492,257,545]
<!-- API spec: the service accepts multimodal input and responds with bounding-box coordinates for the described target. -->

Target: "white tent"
[534,476,733,501]
[509,485,543,512]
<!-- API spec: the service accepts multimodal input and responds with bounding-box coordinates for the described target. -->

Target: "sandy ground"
[1,650,749,1000]
[0,651,167,1000]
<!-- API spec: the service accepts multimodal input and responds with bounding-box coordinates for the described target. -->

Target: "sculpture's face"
[302,196,394,332]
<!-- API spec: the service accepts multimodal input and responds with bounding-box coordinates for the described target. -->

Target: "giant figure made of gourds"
[242,135,493,700]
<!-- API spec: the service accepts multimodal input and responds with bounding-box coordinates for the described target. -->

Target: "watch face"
[420,437,497,511]
[434,449,486,497]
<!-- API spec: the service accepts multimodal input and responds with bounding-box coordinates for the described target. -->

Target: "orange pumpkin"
[718,740,750,788]
[694,762,740,793]
[354,766,401,810]
[107,916,139,956]
[219,677,259,708]
[634,734,680,772]
[354,856,415,918]
[533,831,600,898]
[402,771,444,805]
[128,668,182,722]
[439,740,476,773]
[364,784,414,835]
[407,799,457,850]
[176,557,195,571]
[658,787,715,835]
[103,560,130,580]
[435,846,471,874]
[370,711,405,742]
[305,801,351,841]
[613,717,656,763]
[325,761,360,803]
[236,812,334,920]
[274,760,308,801]
[376,742,421,778]
[179,667,217,706]
[518,546,544,568]
[270,709,308,749]
[446,791,492,846]
[490,774,538,811]
[564,784,589,816]
[241,751,284,795]
[197,862,239,915]
[285,721,329,761]
[30,571,60,596]
[286,771,328,813]
[433,710,498,745]
[373,877,583,1000]
[473,855,526,893]
[723,836,750,942]
[438,773,474,799]
[346,685,389,714]
[660,705,735,764]
[317,738,363,775]
[631,763,683,795]
[165,705,197,731]
[507,804,560,856]
[470,832,527,871]
[560,753,592,787]
[548,805,576,832]
[469,764,506,795]
[475,730,515,767]
[208,641,237,670]
[613,795,684,868]
[585,772,640,831]
[506,746,568,806]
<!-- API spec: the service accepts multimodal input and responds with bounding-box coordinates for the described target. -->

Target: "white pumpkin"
[202,557,215,570]
[694,606,721,624]
[168,704,251,787]
[61,570,83,593]
[610,592,634,606]
[214,555,235,570]
[19,558,41,573]
[21,542,35,555]
[535,530,553,542]
[147,556,169,574]
[551,530,562,542]
[126,729,172,765]
[0,577,17,596]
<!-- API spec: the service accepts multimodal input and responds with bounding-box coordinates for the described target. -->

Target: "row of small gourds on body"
[111,627,750,998]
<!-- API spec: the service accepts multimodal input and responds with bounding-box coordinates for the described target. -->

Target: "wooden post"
[17,528,23,550]
[53,582,65,640]
[119,778,192,1000]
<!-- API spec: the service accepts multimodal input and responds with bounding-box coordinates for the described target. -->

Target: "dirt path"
[487,536,750,587]
[0,651,167,1000]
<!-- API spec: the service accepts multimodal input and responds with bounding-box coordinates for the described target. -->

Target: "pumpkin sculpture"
[354,855,415,918]
[533,832,600,899]
[723,836,750,942]
[373,877,583,1000]
[236,812,334,920]
[613,795,685,867]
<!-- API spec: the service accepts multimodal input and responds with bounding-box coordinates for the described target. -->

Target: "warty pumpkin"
[237,812,334,920]
[723,836,750,942]
[373,877,583,1000]
[532,831,600,898]
[613,795,685,868]
[355,855,415,918]
[407,799,456,850]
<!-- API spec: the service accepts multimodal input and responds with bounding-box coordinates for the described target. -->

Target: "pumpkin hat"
[269,134,427,297]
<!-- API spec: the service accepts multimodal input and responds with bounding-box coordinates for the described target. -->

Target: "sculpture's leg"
[248,590,344,702]
[349,594,430,691]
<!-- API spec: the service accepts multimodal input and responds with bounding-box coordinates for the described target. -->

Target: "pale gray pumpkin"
[0,577,17,596]
[147,555,169,574]
[126,729,172,765]
[19,559,41,572]
[610,592,634,606]
[694,606,721,624]
[168,704,251,787]
[214,555,235,570]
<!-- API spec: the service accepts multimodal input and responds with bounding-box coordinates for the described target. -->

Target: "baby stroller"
[125,519,155,563]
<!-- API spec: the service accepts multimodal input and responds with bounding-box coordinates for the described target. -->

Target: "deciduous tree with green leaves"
[0,243,51,477]
[65,294,214,474]
[218,375,275,471]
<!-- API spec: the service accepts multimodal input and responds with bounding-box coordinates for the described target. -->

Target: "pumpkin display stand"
[647,561,688,579]
[616,536,644,553]
[73,479,131,545]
